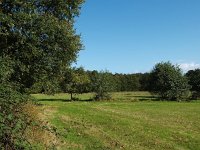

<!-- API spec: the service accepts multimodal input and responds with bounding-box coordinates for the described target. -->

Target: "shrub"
[0,83,32,149]
[0,83,59,149]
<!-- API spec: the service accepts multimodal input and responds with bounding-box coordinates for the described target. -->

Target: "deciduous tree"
[0,0,84,92]
[60,67,90,100]
[92,71,115,100]
[0,0,84,148]
[149,62,190,100]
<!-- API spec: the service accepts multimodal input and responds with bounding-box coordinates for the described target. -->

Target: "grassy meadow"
[33,92,200,150]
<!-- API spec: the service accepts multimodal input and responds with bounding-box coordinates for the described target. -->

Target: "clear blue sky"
[74,0,200,73]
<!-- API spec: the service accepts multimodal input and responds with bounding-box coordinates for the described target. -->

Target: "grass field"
[33,92,200,150]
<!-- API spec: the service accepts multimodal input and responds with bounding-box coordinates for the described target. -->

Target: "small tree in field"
[149,62,190,101]
[92,71,115,101]
[61,67,90,100]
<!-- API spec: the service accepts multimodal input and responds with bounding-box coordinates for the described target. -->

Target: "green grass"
[33,92,200,150]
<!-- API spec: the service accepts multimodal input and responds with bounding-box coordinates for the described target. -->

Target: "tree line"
[28,64,200,101]
[29,68,149,93]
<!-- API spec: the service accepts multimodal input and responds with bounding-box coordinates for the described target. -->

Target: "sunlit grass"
[32,92,200,150]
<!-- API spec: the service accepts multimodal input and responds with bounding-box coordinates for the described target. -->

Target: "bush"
[0,83,32,149]
[94,91,112,101]
[0,83,59,149]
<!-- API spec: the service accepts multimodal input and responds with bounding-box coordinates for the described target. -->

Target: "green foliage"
[0,56,14,82]
[186,69,200,99]
[60,67,90,100]
[71,70,151,93]
[0,0,85,149]
[139,73,151,91]
[0,0,84,92]
[92,71,115,100]
[149,62,191,100]
[0,57,30,149]
[29,77,61,95]
[0,83,31,149]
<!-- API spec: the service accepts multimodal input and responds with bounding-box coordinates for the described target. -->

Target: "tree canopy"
[149,62,190,100]
[60,67,90,100]
[186,69,200,99]
[0,0,84,92]
[0,0,85,148]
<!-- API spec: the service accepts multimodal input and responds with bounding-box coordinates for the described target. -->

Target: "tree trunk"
[70,92,73,100]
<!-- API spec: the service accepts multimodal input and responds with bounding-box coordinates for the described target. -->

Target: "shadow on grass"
[36,94,160,103]
[125,95,154,98]
[38,98,94,102]
[124,95,160,101]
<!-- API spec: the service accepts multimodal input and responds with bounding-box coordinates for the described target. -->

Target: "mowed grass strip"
[33,92,200,150]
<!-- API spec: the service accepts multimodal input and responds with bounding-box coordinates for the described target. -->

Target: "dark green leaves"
[0,0,84,91]
[186,69,200,99]
[149,62,191,100]
[0,0,85,148]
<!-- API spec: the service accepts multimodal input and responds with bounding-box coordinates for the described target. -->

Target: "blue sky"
[74,0,200,73]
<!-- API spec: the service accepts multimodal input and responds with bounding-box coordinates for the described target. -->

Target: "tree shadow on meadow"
[123,94,160,101]
[133,95,159,101]
[37,98,94,102]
